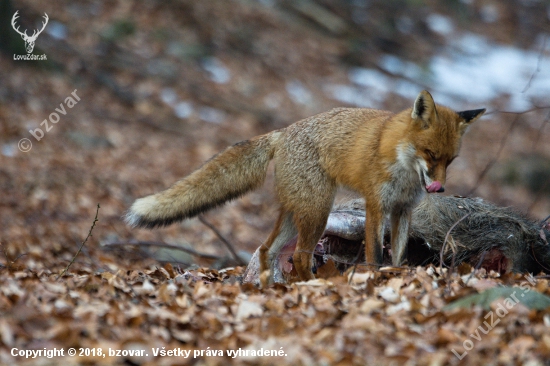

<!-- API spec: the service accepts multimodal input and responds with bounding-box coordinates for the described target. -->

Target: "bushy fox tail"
[125,132,279,228]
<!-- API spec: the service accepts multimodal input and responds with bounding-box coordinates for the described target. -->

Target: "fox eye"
[426,150,437,160]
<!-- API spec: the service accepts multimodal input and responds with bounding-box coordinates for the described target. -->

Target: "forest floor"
[1,0,550,364]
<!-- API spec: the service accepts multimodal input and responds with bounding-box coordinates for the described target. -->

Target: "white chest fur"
[380,143,427,212]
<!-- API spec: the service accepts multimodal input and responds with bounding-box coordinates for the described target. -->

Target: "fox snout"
[426,181,444,193]
[418,163,445,193]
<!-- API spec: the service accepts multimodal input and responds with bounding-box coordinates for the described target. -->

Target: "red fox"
[125,91,485,282]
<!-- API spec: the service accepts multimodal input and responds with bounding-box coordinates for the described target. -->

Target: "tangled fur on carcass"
[410,195,550,273]
[243,195,550,284]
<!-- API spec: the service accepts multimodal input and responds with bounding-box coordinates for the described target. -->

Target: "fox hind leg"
[272,155,336,281]
[292,213,330,281]
[292,194,335,281]
[259,210,297,283]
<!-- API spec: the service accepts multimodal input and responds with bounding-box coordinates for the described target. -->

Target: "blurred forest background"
[2,1,550,364]
[1,0,550,272]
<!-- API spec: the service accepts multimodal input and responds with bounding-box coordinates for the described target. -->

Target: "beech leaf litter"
[1,1,550,365]
[2,247,550,365]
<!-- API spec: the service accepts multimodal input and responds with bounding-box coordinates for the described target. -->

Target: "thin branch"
[440,212,471,294]
[464,249,487,286]
[522,36,547,93]
[484,105,550,116]
[290,245,415,271]
[467,115,520,196]
[103,240,221,260]
[439,212,471,273]
[347,243,364,285]
[530,240,550,273]
[531,110,550,152]
[528,179,550,214]
[198,215,245,265]
[57,204,100,280]
[154,259,194,267]
[0,243,27,271]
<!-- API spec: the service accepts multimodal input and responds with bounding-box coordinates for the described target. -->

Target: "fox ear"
[457,109,486,123]
[411,90,436,128]
[457,108,485,134]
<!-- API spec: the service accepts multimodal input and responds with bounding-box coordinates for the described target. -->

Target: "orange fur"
[126,91,485,283]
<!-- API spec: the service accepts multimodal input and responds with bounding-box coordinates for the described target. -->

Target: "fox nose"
[426,181,444,193]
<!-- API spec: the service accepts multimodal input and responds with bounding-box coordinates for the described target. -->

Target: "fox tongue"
[426,181,442,193]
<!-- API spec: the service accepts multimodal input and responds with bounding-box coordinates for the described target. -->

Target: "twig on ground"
[0,243,27,271]
[198,215,245,265]
[464,250,487,286]
[104,240,221,261]
[57,204,100,280]
[439,212,471,271]
[347,243,364,285]
[439,212,471,292]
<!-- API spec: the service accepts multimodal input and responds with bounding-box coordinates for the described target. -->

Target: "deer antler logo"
[11,11,49,54]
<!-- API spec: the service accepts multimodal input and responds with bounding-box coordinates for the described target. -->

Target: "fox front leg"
[365,203,385,269]
[390,207,412,266]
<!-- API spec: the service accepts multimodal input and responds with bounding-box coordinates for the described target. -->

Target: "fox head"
[409,90,485,193]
